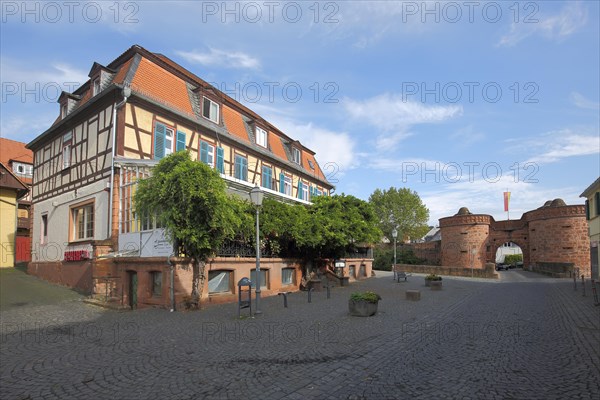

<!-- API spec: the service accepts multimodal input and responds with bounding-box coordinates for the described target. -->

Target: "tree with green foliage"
[134,151,241,307]
[237,194,382,260]
[302,194,382,259]
[369,187,430,242]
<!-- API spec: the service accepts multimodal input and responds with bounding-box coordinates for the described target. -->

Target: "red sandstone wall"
[439,214,491,269]
[439,205,590,276]
[410,241,441,265]
[525,206,590,276]
[28,260,93,294]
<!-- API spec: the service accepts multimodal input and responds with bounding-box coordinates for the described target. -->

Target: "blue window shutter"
[242,158,248,181]
[200,141,208,164]
[298,181,303,199]
[216,147,224,174]
[154,122,166,159]
[279,173,285,193]
[176,131,186,151]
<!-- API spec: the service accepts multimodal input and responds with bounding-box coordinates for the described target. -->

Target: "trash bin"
[238,277,252,318]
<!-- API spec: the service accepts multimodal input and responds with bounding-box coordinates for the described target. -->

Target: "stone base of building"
[27,257,373,310]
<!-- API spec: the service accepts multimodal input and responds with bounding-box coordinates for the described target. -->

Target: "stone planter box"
[348,299,379,317]
[430,281,443,290]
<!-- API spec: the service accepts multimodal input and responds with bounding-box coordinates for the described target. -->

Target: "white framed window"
[256,126,267,147]
[284,176,292,196]
[200,141,215,168]
[93,78,101,96]
[71,202,94,241]
[292,147,301,164]
[203,97,220,123]
[62,132,72,169]
[41,214,48,245]
[301,182,308,200]
[281,268,295,286]
[164,127,174,156]
[208,270,232,293]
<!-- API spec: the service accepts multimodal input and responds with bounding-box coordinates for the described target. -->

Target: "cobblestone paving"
[1,269,599,399]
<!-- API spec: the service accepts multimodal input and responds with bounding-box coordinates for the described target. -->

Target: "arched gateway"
[439,200,591,277]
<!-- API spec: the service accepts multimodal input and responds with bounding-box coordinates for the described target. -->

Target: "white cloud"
[0,112,57,141]
[498,2,587,47]
[268,118,357,179]
[175,48,261,70]
[451,125,485,147]
[520,129,600,164]
[1,58,88,95]
[343,93,462,150]
[421,174,583,226]
[570,92,600,110]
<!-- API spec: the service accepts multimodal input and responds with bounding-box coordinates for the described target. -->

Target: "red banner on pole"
[503,192,511,212]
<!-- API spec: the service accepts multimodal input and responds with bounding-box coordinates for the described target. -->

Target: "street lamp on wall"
[392,228,398,280]
[249,185,264,315]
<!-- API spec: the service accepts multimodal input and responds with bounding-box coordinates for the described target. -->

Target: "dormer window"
[202,97,219,123]
[292,147,301,165]
[93,78,101,96]
[61,103,68,118]
[256,126,267,147]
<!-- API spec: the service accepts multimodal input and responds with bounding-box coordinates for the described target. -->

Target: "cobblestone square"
[1,269,599,399]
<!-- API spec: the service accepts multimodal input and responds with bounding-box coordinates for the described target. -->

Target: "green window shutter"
[298,181,303,199]
[596,192,600,216]
[216,147,224,174]
[242,158,248,181]
[200,141,208,164]
[279,173,285,193]
[586,200,591,220]
[154,122,166,159]
[176,131,186,151]
[262,166,272,189]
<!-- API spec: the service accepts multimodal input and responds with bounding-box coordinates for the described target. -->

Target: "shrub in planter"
[424,274,442,287]
[349,291,382,317]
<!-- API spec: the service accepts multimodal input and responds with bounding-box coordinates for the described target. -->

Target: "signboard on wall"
[119,229,173,258]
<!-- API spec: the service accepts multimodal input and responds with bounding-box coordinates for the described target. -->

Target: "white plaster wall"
[32,179,110,262]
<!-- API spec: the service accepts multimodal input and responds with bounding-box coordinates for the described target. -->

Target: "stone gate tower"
[439,200,591,277]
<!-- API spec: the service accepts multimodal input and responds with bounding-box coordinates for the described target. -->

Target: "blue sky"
[1,1,599,225]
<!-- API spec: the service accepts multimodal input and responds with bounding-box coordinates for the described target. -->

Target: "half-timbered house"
[25,45,360,309]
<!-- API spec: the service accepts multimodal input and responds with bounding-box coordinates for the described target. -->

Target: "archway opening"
[495,241,523,270]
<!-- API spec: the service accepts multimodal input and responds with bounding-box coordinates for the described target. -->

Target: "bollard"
[581,275,586,297]
[308,287,315,303]
[323,283,331,299]
[278,292,289,308]
[591,280,599,306]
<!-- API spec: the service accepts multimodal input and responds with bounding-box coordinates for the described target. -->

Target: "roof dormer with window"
[58,91,81,120]
[88,62,116,97]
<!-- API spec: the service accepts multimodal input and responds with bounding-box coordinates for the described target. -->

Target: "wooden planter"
[348,299,379,317]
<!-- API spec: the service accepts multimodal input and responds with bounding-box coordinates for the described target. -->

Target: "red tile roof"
[0,138,33,165]
[36,45,332,188]
[222,105,250,143]
[131,57,195,116]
